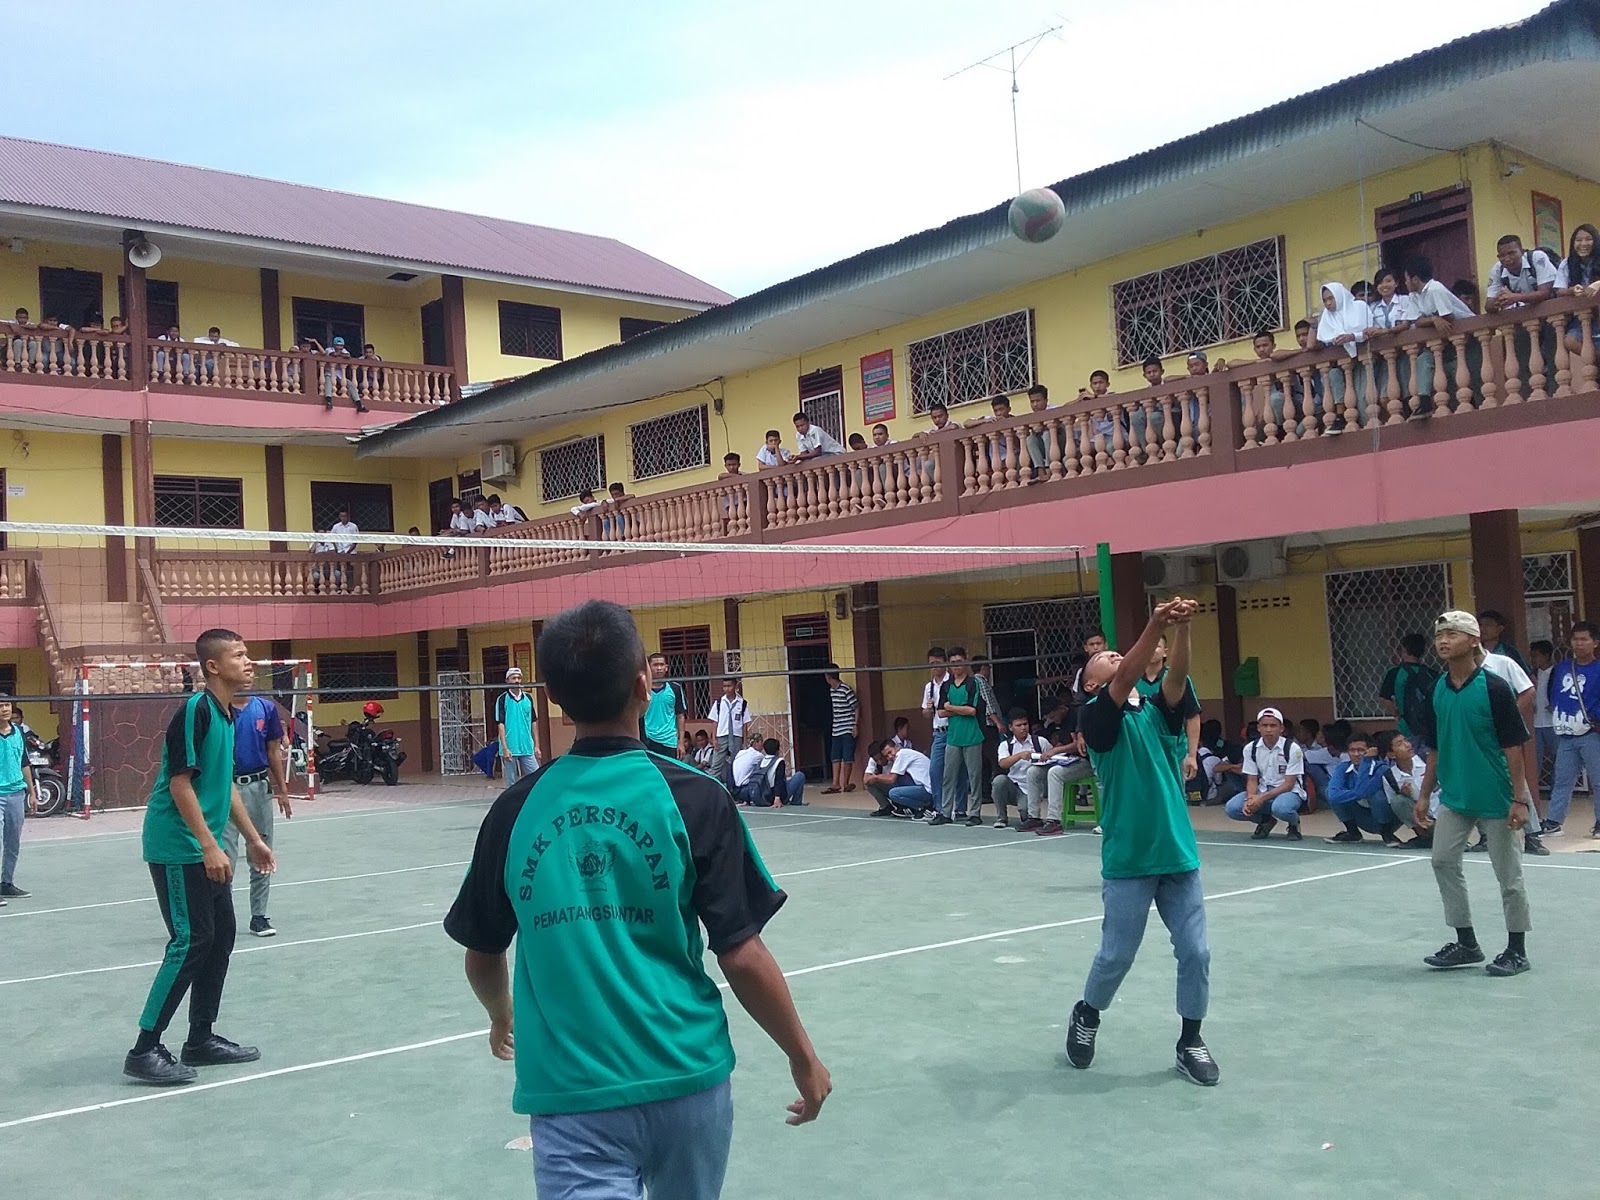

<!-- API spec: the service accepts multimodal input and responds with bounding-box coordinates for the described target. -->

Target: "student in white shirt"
[1375,730,1430,847]
[570,489,604,517]
[1556,223,1600,357]
[921,650,950,808]
[992,710,1047,829]
[707,678,751,782]
[732,734,806,807]
[1224,707,1306,840]
[488,494,525,524]
[690,730,714,771]
[1403,255,1477,415]
[791,412,844,460]
[1476,645,1549,856]
[326,509,360,593]
[861,737,936,814]
[471,498,499,530]
[1530,639,1556,796]
[889,716,913,751]
[756,430,795,469]
[1485,234,1557,312]
[1316,281,1372,426]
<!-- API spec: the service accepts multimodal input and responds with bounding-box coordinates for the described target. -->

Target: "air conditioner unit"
[1142,554,1198,589]
[480,444,516,482]
[1215,541,1285,585]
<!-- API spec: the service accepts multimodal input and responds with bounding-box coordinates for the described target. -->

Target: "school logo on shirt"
[573,839,616,888]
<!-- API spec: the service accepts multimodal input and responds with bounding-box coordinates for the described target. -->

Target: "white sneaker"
[993,818,1008,829]
[1092,825,1102,835]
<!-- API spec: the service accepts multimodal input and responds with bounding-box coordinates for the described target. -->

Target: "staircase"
[36,564,189,698]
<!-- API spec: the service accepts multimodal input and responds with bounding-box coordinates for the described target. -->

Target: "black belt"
[235,770,270,785]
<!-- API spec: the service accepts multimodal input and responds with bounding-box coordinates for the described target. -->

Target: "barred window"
[908,310,1035,414]
[1326,564,1451,719]
[1523,552,1573,597]
[316,651,400,701]
[1113,237,1286,366]
[499,301,563,360]
[153,476,243,528]
[799,365,845,445]
[629,405,709,481]
[660,625,712,719]
[620,317,668,341]
[540,435,607,503]
[310,481,394,533]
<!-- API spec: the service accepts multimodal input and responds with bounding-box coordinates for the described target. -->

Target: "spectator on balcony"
[1021,384,1056,474]
[718,451,744,478]
[963,393,1011,428]
[1316,281,1371,427]
[189,326,239,385]
[471,497,499,530]
[36,313,77,374]
[920,401,953,435]
[601,482,635,540]
[4,307,40,370]
[1070,370,1117,461]
[489,495,525,524]
[307,336,368,413]
[570,489,603,518]
[153,324,188,381]
[1363,268,1415,405]
[756,430,795,469]
[309,529,341,593]
[1557,223,1600,356]
[1450,278,1481,315]
[1486,234,1557,313]
[871,423,893,446]
[792,411,844,460]
[847,432,868,451]
[359,342,385,399]
[1350,280,1372,302]
[1127,355,1166,457]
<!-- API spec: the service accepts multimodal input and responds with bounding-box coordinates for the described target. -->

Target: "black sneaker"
[1541,820,1563,838]
[1524,835,1550,857]
[124,1044,198,1086]
[0,882,29,898]
[928,814,953,826]
[1424,942,1486,970]
[1485,949,1530,977]
[249,915,276,937]
[1250,817,1277,840]
[1065,1001,1098,1069]
[867,807,894,817]
[1176,1039,1220,1086]
[1017,818,1043,832]
[1467,837,1488,852]
[1383,830,1406,848]
[1324,829,1364,844]
[1409,830,1433,850]
[180,1034,261,1066]
[965,815,984,827]
[1285,824,1303,841]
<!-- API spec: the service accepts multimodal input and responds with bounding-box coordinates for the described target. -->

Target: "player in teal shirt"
[1065,597,1219,1087]
[640,650,686,757]
[0,693,38,903]
[124,629,278,1087]
[448,600,830,1197]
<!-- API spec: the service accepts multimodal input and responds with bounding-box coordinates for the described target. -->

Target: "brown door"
[783,614,831,780]
[1377,186,1475,300]
[482,644,510,747]
[428,478,455,534]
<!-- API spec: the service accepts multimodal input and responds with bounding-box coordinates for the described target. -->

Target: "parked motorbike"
[315,701,405,787]
[25,730,67,817]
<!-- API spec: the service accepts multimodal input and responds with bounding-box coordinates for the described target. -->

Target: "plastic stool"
[1062,776,1101,828]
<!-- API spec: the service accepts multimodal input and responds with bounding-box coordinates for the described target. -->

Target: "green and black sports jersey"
[1135,669,1200,776]
[142,690,237,865]
[1080,687,1199,879]
[1413,666,1529,819]
[445,736,786,1116]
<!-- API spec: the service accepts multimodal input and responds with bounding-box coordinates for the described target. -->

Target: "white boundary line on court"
[0,855,1416,1130]
[1192,837,1600,870]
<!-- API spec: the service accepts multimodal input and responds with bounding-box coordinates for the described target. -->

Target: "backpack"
[1398,663,1439,727]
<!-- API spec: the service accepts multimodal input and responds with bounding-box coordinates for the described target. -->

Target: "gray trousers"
[1027,759,1093,822]
[1430,805,1529,934]
[941,742,983,818]
[990,775,1030,822]
[223,775,276,919]
[712,733,740,783]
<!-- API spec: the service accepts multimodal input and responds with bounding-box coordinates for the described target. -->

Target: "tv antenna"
[945,24,1064,194]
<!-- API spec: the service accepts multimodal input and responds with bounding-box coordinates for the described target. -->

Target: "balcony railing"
[141,293,1600,604]
[2,328,455,408]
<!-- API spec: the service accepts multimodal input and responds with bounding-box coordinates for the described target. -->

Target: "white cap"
[505,667,523,681]
[1256,706,1284,723]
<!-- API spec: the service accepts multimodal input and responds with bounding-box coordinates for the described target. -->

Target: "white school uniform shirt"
[731,746,764,787]
[999,734,1047,787]
[1383,757,1428,808]
[1480,650,1533,696]
[1407,279,1475,320]
[310,538,334,554]
[1316,282,1370,358]
[1486,248,1558,299]
[329,520,360,553]
[1242,736,1306,797]
[795,426,844,456]
[472,509,498,529]
[448,511,474,533]
[190,334,240,346]
[709,694,750,739]
[1555,254,1600,290]
[756,446,795,468]
[1367,295,1408,330]
[1302,742,1338,768]
[888,747,932,791]
[1534,665,1554,729]
[921,676,949,730]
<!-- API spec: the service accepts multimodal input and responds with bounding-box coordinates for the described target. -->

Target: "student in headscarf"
[1317,281,1372,428]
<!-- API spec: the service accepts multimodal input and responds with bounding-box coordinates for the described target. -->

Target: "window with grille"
[908,310,1036,414]
[499,301,563,360]
[629,405,710,481]
[620,317,668,341]
[310,482,394,533]
[1303,242,1382,322]
[799,366,845,444]
[984,597,1102,692]
[1523,552,1573,597]
[1113,237,1286,366]
[315,652,400,701]
[660,625,711,718]
[540,435,607,503]
[1326,564,1451,719]
[0,664,16,695]
[153,476,244,528]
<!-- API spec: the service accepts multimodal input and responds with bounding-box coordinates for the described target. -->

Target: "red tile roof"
[0,135,732,307]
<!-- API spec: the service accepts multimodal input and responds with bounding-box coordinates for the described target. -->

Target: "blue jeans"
[829,732,857,763]
[888,783,936,811]
[1083,871,1209,1020]
[0,789,23,885]
[928,726,947,813]
[1329,794,1389,834]
[1534,726,1556,790]
[504,754,538,785]
[737,771,804,807]
[531,1077,732,1200]
[1550,731,1600,827]
[1223,790,1302,826]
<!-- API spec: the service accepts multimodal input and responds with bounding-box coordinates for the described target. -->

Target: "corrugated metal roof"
[0,136,732,307]
[360,0,1600,457]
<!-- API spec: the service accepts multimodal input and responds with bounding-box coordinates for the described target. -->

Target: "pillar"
[1215,584,1243,734]
[416,631,435,773]
[1107,552,1149,653]
[101,433,127,602]
[530,620,551,763]
[122,244,149,388]
[850,583,885,746]
[130,419,154,564]
[441,275,469,399]
[1579,525,1600,623]
[1469,510,1527,652]
[259,268,281,350]
[265,444,287,553]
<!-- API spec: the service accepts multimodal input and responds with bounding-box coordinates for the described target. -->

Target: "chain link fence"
[539,435,607,503]
[628,404,710,480]
[1326,563,1452,719]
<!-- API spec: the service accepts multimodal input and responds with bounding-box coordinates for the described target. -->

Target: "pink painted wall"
[0,381,381,434]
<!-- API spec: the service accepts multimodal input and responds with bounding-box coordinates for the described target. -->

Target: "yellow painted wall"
[0,649,58,739]
[0,240,123,325]
[281,446,430,534]
[296,634,419,730]
[479,141,1600,521]
[276,271,429,362]
[0,430,109,530]
[460,278,693,385]
[151,438,271,530]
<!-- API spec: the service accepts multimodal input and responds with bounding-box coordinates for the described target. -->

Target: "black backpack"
[1398,663,1439,725]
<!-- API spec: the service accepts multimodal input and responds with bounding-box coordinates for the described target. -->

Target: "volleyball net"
[0,520,1110,811]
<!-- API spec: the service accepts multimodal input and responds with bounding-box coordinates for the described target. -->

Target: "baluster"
[1161,395,1179,460]
[1552,319,1573,397]
[1110,406,1128,469]
[1093,417,1111,473]
[1238,378,1260,447]
[1449,334,1472,413]
[960,439,977,494]
[1381,348,1403,424]
[1177,389,1195,455]
[1474,329,1499,409]
[1337,358,1359,431]
[1055,417,1074,479]
[1579,309,1599,390]
[1521,317,1547,401]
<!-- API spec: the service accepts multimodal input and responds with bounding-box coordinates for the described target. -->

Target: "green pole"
[1096,541,1115,650]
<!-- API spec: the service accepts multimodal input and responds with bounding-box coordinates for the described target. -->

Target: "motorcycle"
[25,730,67,817]
[315,702,405,787]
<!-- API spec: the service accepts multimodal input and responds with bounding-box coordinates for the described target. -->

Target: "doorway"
[1376,186,1475,299]
[987,629,1039,720]
[421,299,446,367]
[428,478,456,534]
[481,645,510,756]
[784,613,832,780]
[292,297,365,351]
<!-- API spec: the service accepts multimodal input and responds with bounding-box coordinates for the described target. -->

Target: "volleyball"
[1007,187,1065,243]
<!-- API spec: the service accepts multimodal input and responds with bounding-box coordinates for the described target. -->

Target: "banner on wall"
[860,350,896,422]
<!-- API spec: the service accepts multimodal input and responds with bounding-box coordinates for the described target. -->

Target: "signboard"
[860,350,896,422]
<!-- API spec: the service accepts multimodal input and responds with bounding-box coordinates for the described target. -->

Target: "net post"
[304,666,318,803]
[78,662,92,820]
[1096,541,1116,650]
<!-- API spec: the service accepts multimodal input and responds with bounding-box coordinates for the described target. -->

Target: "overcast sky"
[6,0,1542,296]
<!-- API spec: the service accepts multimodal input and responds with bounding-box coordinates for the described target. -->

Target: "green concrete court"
[2,797,1597,1200]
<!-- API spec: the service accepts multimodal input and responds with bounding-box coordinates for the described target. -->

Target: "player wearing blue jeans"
[1083,872,1209,1021]
[0,698,36,900]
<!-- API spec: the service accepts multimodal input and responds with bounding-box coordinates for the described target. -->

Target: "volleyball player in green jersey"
[1064,597,1220,1086]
